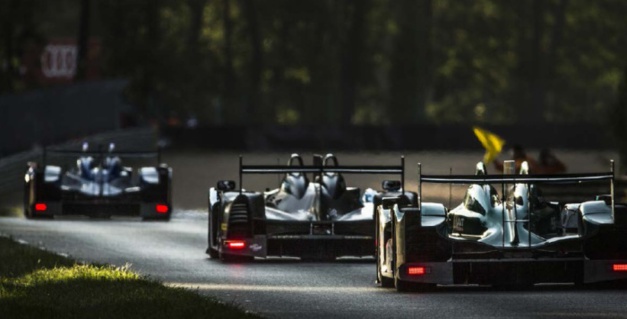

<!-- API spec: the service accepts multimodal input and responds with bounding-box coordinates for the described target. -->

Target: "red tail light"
[226,240,246,250]
[408,266,426,275]
[155,204,169,214]
[34,203,47,211]
[613,264,627,272]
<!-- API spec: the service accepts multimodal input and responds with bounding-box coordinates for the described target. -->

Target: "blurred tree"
[339,0,369,126]
[222,0,235,125]
[240,0,263,124]
[4,0,627,131]
[75,0,91,80]
[0,0,45,93]
[611,67,627,172]
[388,0,432,124]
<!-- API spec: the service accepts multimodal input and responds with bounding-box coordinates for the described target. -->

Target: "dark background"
[1,1,626,163]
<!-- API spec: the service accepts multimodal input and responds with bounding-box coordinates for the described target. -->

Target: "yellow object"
[473,126,506,164]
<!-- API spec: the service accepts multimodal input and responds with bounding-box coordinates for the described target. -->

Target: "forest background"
[2,0,627,162]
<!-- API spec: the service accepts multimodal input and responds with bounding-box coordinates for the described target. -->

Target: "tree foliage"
[1,0,627,127]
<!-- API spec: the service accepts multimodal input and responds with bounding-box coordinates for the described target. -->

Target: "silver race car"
[207,153,408,261]
[24,143,172,220]
[377,160,627,291]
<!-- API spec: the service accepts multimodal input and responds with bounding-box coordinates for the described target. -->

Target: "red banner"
[22,37,101,85]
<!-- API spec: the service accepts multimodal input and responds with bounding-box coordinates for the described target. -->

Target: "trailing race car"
[24,143,172,220]
[376,160,627,291]
[207,153,409,261]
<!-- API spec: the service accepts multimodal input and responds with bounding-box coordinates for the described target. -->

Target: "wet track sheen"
[2,151,626,318]
[2,212,627,319]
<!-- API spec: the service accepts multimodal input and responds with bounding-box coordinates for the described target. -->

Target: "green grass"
[0,237,263,319]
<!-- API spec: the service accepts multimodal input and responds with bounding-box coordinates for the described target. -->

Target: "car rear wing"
[42,148,163,165]
[416,161,616,220]
[238,155,405,194]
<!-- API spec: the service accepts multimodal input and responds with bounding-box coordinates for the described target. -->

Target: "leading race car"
[24,143,172,220]
[376,160,627,291]
[207,153,410,261]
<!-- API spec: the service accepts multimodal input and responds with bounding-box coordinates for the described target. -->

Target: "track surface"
[2,212,627,319]
[2,151,626,318]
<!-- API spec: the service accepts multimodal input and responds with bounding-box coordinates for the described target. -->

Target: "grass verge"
[0,236,262,319]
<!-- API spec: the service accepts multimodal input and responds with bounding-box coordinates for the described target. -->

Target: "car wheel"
[24,206,33,219]
[378,268,394,288]
[24,182,33,219]
[208,247,219,259]
[376,247,394,288]
[395,276,412,292]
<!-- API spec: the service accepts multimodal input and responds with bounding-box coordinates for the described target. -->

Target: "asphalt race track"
[2,151,626,318]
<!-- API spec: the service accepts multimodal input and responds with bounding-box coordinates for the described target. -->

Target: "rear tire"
[379,270,394,288]
[395,276,412,292]
[208,247,219,259]
[24,182,34,219]
[376,249,394,288]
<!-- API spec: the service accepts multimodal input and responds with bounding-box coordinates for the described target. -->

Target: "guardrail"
[0,127,157,194]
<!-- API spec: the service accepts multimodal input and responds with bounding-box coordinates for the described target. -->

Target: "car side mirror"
[382,180,401,192]
[217,180,236,191]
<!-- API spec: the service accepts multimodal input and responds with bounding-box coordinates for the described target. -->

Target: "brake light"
[226,240,246,250]
[35,203,47,211]
[155,204,169,214]
[408,266,426,275]
[613,264,627,272]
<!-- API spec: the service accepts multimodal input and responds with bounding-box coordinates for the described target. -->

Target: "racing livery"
[24,143,172,220]
[376,160,627,291]
[207,153,407,261]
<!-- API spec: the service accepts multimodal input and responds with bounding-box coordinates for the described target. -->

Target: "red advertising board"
[22,37,101,85]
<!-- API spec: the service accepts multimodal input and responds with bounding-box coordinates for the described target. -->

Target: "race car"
[207,153,408,261]
[24,143,172,220]
[376,160,627,291]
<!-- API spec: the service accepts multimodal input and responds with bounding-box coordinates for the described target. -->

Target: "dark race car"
[207,153,409,261]
[376,160,627,291]
[24,143,172,220]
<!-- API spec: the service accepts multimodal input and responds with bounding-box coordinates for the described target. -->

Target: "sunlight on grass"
[0,237,263,319]
[9,264,140,287]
